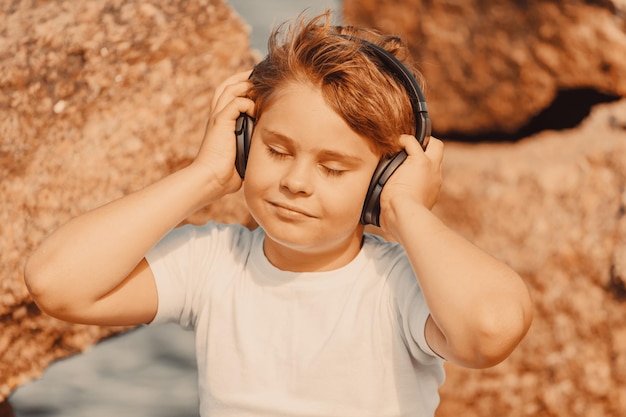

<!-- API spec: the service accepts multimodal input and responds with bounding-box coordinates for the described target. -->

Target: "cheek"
[242,146,269,189]
[242,168,269,206]
[242,164,260,208]
[325,175,372,214]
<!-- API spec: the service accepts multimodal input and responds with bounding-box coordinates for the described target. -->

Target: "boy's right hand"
[23,70,257,327]
[192,70,256,197]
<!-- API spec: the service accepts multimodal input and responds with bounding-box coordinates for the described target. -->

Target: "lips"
[269,201,316,218]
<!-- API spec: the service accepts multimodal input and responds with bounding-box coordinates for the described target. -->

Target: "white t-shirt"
[146,222,445,417]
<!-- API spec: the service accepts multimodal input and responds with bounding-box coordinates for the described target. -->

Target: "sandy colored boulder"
[344,0,626,137]
[343,3,626,412]
[0,0,256,400]
[431,99,626,417]
[3,2,626,417]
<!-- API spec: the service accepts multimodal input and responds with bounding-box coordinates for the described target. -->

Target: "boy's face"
[243,82,380,271]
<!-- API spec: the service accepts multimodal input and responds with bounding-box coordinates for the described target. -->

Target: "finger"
[210,69,254,110]
[398,134,425,156]
[211,96,256,128]
[202,96,255,142]
[211,80,253,115]
[213,70,253,98]
[424,137,444,167]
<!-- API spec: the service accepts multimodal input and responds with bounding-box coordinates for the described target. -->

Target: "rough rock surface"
[0,0,256,401]
[3,1,626,417]
[344,0,626,137]
[431,99,626,417]
[343,2,626,412]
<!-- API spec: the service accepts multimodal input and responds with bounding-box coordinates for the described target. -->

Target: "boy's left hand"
[378,135,444,234]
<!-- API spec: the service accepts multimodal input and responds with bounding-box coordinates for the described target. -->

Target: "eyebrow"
[260,127,365,165]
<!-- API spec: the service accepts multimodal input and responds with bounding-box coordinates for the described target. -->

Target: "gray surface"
[229,0,342,54]
[10,325,200,417]
[10,1,342,416]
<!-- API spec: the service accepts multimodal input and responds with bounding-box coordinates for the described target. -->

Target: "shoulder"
[151,221,261,258]
[362,233,409,267]
[362,233,420,292]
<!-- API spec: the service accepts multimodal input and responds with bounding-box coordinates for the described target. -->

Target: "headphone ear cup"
[235,113,254,178]
[361,150,409,226]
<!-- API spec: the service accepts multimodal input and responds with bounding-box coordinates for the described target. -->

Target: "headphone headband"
[331,34,431,146]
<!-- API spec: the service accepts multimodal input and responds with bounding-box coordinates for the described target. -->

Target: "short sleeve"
[385,246,443,364]
[145,222,252,329]
[145,223,204,328]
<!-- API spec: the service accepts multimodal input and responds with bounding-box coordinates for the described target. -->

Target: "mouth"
[269,201,316,219]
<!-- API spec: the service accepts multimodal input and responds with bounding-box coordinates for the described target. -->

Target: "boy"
[25,11,533,417]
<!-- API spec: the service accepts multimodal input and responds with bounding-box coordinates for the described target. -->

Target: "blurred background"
[7,1,339,416]
[4,0,626,416]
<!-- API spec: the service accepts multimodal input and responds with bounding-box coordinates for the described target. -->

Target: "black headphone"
[234,35,431,227]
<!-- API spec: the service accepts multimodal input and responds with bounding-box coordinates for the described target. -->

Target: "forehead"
[256,82,379,158]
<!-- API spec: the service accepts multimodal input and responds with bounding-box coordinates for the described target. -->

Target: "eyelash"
[266,146,346,177]
[322,166,344,177]
[266,146,289,160]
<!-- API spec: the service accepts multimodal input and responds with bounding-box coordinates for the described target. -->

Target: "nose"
[280,159,314,195]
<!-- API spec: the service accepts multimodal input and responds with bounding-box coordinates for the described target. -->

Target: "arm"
[24,71,255,327]
[379,136,533,368]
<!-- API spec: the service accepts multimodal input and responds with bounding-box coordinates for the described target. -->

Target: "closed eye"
[320,165,346,177]
[266,146,289,160]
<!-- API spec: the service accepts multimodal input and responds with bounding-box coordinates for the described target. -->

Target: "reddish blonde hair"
[249,10,426,157]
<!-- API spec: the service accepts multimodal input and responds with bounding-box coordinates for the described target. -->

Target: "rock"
[4,2,626,417]
[0,0,256,401]
[343,0,626,137]
[432,99,626,417]
[0,400,15,417]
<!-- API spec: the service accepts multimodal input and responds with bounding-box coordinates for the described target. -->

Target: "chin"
[259,220,320,249]
[267,219,364,253]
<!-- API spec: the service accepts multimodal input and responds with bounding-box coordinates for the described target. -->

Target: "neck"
[263,233,364,272]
